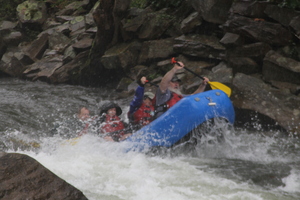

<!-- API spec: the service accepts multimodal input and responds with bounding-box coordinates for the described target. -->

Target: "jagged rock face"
[222,15,293,46]
[263,50,300,85]
[0,152,88,200]
[0,0,299,133]
[232,73,300,133]
[187,0,234,24]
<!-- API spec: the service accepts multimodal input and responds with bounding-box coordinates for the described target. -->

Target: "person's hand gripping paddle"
[171,57,232,97]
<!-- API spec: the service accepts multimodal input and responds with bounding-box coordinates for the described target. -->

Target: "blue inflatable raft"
[124,89,235,152]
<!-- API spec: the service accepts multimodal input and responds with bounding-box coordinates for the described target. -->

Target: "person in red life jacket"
[154,61,209,119]
[128,76,155,129]
[99,102,131,142]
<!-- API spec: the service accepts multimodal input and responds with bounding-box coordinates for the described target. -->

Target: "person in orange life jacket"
[128,76,155,129]
[99,102,131,142]
[154,61,210,119]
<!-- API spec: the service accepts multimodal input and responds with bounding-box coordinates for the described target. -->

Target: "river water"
[1,78,300,200]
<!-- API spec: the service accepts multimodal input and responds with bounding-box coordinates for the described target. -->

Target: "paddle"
[171,57,232,97]
[145,80,158,87]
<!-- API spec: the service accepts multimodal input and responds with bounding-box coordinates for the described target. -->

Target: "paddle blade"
[208,81,232,97]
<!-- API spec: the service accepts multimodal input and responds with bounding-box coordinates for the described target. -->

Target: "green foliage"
[0,0,24,21]
[131,0,149,8]
[148,0,184,10]
[38,0,74,9]
[0,0,77,21]
[131,0,184,10]
[23,26,41,40]
[147,73,160,81]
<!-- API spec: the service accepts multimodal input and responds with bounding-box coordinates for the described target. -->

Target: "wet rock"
[56,15,77,23]
[270,80,300,95]
[174,34,226,59]
[220,33,244,48]
[228,57,260,75]
[64,45,77,60]
[0,21,18,35]
[123,7,152,33]
[39,23,71,37]
[0,57,27,78]
[264,5,300,27]
[101,41,141,70]
[49,51,90,84]
[138,9,173,40]
[0,152,88,200]
[221,159,291,189]
[23,55,64,81]
[180,12,202,34]
[211,62,233,85]
[72,38,93,54]
[56,0,90,16]
[116,77,133,92]
[234,107,287,133]
[0,39,7,61]
[1,47,34,66]
[188,0,234,24]
[24,33,49,61]
[138,38,175,64]
[290,15,300,37]
[263,50,300,85]
[226,42,272,62]
[232,73,300,134]
[222,15,293,46]
[85,11,96,27]
[42,18,62,30]
[230,0,269,18]
[3,32,23,46]
[48,31,72,53]
[69,16,86,35]
[0,47,33,77]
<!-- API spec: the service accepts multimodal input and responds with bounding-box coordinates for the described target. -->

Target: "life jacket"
[133,103,155,126]
[166,92,183,108]
[155,92,183,117]
[78,123,89,136]
[101,114,125,135]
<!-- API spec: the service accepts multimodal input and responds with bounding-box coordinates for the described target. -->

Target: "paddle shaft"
[171,57,232,97]
[173,61,205,81]
[146,80,158,87]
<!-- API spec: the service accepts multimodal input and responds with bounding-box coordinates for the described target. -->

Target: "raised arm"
[192,77,209,94]
[129,76,146,114]
[159,61,184,93]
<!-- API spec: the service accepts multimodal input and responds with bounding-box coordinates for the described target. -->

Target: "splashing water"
[1,78,300,200]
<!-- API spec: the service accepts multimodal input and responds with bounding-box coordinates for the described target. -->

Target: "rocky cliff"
[0,0,299,134]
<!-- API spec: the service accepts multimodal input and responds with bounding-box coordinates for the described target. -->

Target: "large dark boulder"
[188,0,234,24]
[222,15,293,46]
[174,34,226,59]
[0,152,88,200]
[232,73,300,134]
[263,50,300,85]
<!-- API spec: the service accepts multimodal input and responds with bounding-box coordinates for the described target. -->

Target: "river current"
[1,78,299,200]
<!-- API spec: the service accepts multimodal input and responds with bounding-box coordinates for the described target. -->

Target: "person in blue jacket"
[128,76,155,130]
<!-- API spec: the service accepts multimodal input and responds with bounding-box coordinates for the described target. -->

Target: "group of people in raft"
[76,61,209,142]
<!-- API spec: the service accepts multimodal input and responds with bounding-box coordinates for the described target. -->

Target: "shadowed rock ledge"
[0,152,88,200]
